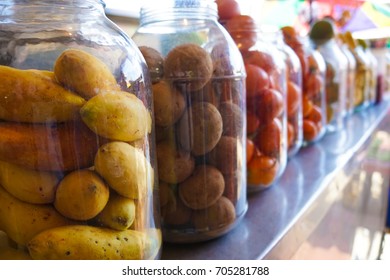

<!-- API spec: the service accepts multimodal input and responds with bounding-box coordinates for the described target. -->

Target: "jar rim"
[0,0,105,21]
[139,0,218,25]
[140,0,217,10]
[0,0,105,8]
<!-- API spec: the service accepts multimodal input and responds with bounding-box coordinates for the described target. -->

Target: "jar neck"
[260,25,284,45]
[139,0,218,26]
[0,0,105,23]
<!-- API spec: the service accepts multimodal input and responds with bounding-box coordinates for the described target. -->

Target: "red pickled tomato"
[287,81,301,117]
[302,96,313,118]
[307,54,320,73]
[246,138,255,163]
[269,72,285,93]
[255,119,282,157]
[298,53,309,77]
[304,73,323,99]
[216,0,241,21]
[287,121,295,148]
[243,50,276,75]
[225,15,257,51]
[245,64,270,98]
[306,104,323,127]
[303,119,318,142]
[255,88,284,123]
[247,148,279,186]
[247,112,260,135]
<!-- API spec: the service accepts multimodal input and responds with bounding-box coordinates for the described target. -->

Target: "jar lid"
[139,0,217,24]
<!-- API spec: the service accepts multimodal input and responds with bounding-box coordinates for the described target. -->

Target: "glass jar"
[337,34,356,116]
[342,32,370,111]
[353,46,371,110]
[0,0,160,260]
[310,21,347,132]
[366,49,378,106]
[301,42,328,144]
[387,47,390,97]
[281,28,327,146]
[224,16,288,192]
[370,38,388,104]
[279,37,303,158]
[358,39,378,106]
[132,0,247,243]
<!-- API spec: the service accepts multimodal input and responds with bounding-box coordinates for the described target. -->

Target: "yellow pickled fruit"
[27,225,149,260]
[0,247,32,260]
[343,31,357,49]
[80,91,152,142]
[54,48,120,100]
[54,170,110,221]
[95,192,136,231]
[0,160,60,204]
[94,141,153,200]
[337,33,345,42]
[0,185,72,246]
[0,66,85,123]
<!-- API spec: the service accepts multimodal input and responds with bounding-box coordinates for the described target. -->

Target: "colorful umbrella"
[340,1,390,32]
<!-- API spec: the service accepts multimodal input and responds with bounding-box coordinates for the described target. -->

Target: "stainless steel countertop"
[161,98,390,260]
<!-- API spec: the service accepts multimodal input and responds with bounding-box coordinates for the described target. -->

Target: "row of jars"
[0,0,246,259]
[132,1,384,247]
[0,0,386,260]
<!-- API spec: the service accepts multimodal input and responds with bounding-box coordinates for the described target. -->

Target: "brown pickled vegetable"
[179,165,225,210]
[177,102,223,156]
[156,141,195,184]
[164,43,213,91]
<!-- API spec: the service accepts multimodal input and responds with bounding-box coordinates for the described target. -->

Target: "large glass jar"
[223,16,288,192]
[337,34,356,116]
[132,0,247,243]
[342,32,370,111]
[387,48,390,97]
[310,21,347,132]
[279,35,303,158]
[358,39,378,106]
[301,42,328,145]
[281,28,327,146]
[0,0,160,260]
[370,38,388,104]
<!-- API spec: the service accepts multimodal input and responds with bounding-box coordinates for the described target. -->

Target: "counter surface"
[161,99,390,260]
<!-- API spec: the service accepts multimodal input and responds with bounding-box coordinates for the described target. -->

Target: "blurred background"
[104,0,390,40]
